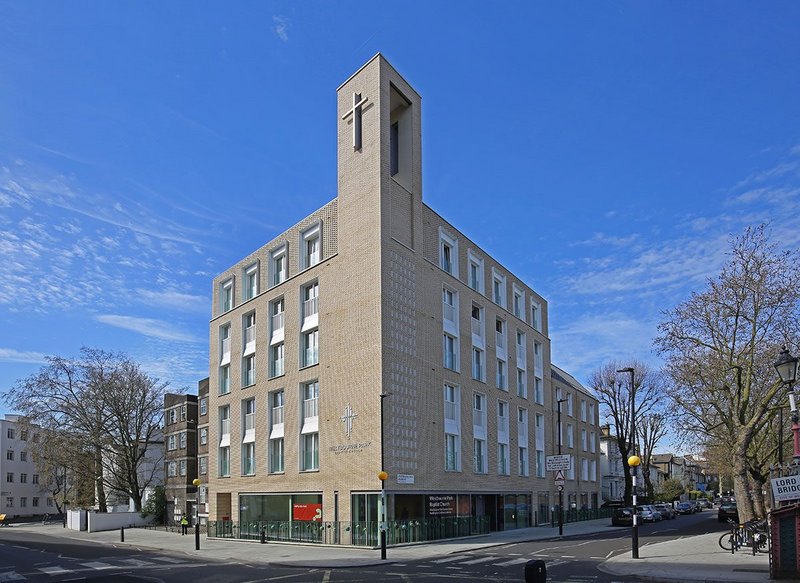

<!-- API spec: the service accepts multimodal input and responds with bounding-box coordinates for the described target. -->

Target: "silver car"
[654,503,676,519]
[636,505,662,522]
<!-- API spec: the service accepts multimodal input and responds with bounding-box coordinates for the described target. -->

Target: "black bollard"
[260,528,266,544]
[524,559,546,583]
[195,523,200,551]
[120,526,125,542]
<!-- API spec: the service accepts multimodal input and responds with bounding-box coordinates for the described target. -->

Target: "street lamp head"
[378,471,388,481]
[192,478,201,487]
[628,455,641,467]
[617,367,635,374]
[774,346,798,385]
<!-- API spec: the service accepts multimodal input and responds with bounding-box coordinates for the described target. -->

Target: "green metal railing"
[207,515,490,546]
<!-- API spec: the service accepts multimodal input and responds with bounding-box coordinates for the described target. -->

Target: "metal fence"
[207,516,490,546]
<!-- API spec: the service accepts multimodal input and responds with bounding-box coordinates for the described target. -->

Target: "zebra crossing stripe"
[0,571,26,582]
[81,562,114,570]
[38,566,71,575]
[493,557,530,567]
[431,555,464,564]
[460,556,499,565]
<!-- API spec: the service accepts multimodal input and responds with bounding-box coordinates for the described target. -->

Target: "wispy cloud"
[96,315,199,343]
[135,289,208,313]
[273,16,290,42]
[0,348,48,364]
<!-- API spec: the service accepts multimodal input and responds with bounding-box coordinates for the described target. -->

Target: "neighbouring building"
[206,54,590,541]
[163,392,199,524]
[197,378,210,525]
[0,414,53,518]
[550,366,602,518]
[599,424,625,503]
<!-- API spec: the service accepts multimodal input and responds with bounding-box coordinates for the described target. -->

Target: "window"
[473,439,487,473]
[590,459,597,481]
[32,497,39,508]
[218,447,230,477]
[472,347,484,381]
[5,497,12,507]
[167,434,177,451]
[7,428,14,439]
[200,398,207,416]
[581,428,587,451]
[534,377,544,405]
[47,498,53,507]
[242,354,256,387]
[439,228,458,277]
[270,343,285,377]
[530,300,542,332]
[535,414,545,477]
[199,427,208,445]
[444,383,458,422]
[590,431,596,453]
[270,438,285,473]
[179,459,187,476]
[445,434,460,471]
[242,442,255,475]
[199,457,208,475]
[589,402,596,425]
[243,312,256,354]
[498,443,509,475]
[390,120,399,176]
[220,405,230,439]
[567,424,574,448]
[301,224,321,269]
[220,323,231,359]
[5,450,12,461]
[581,458,589,481]
[167,461,177,477]
[32,474,39,485]
[20,451,27,462]
[168,408,177,425]
[302,329,319,367]
[443,334,458,371]
[534,341,543,371]
[243,263,258,301]
[471,304,483,337]
[496,359,507,391]
[492,269,506,307]
[472,393,487,432]
[243,398,256,432]
[301,432,319,471]
[495,319,506,351]
[303,282,319,320]
[270,245,287,286]
[303,381,319,419]
[220,278,233,313]
[567,393,574,416]
[271,297,285,342]
[19,473,27,484]
[517,368,527,398]
[581,399,587,422]
[179,432,187,449]
[442,287,457,324]
[468,251,484,293]
[497,401,509,436]
[512,285,524,320]
[219,365,231,395]
[271,390,285,426]
[519,446,529,477]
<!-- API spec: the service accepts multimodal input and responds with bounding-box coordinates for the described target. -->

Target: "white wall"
[87,511,154,533]
[67,509,87,531]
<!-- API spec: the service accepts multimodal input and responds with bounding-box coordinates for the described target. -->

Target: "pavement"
[2,516,777,583]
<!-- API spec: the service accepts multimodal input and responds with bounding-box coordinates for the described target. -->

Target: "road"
[0,511,725,582]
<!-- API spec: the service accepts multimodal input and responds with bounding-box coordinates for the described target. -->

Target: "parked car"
[654,503,676,519]
[636,505,662,522]
[693,501,703,512]
[676,502,695,515]
[699,499,713,509]
[601,500,627,509]
[611,507,637,526]
[718,502,739,523]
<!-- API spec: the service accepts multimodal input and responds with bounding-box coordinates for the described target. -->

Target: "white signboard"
[546,454,572,471]
[397,474,415,485]
[772,474,800,503]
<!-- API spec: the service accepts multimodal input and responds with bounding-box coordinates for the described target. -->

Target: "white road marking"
[80,562,114,570]
[431,555,463,563]
[38,566,71,575]
[321,570,331,583]
[493,557,530,567]
[460,556,499,565]
[118,559,156,567]
[0,572,26,582]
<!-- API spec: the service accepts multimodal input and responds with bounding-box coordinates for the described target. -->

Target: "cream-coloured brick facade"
[207,54,600,537]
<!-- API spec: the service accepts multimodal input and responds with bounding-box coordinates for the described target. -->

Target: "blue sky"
[1,1,799,409]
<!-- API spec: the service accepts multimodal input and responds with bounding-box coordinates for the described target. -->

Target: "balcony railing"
[270,358,284,378]
[472,410,485,429]
[245,325,255,345]
[272,312,284,333]
[303,398,319,419]
[244,413,255,432]
[271,406,284,426]
[517,345,526,363]
[471,318,481,337]
[221,337,231,355]
[444,351,456,370]
[495,332,506,350]
[444,401,457,421]
[498,416,509,434]
[304,347,319,367]
[303,296,318,318]
[443,302,456,323]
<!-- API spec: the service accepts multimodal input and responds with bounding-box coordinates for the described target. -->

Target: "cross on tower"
[341,92,368,150]
[340,404,358,440]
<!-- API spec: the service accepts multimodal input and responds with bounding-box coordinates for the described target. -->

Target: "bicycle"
[718,518,769,554]
[41,513,51,525]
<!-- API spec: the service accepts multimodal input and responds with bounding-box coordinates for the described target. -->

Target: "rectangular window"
[270,343,285,377]
[47,498,53,507]
[199,427,208,445]
[590,459,597,481]
[498,443,509,475]
[536,450,545,478]
[468,252,484,293]
[200,398,207,416]
[303,381,319,419]
[439,228,458,277]
[495,319,506,351]
[301,433,319,471]
[243,312,256,354]
[20,451,27,462]
[32,474,39,485]
[179,432,187,449]
[179,459,187,476]
[19,473,27,484]
[567,393,574,416]
[444,383,458,422]
[271,390,285,426]
[531,300,542,332]
[589,402,596,425]
[581,458,589,481]
[243,263,258,301]
[5,450,12,461]
[7,428,15,439]
[581,428,587,451]
[519,446,529,477]
[199,456,208,475]
[242,354,256,387]
[219,364,230,395]
[581,399,587,422]
[472,347,484,382]
[20,430,27,441]
[567,424,574,448]
[167,461,177,477]
[516,330,526,365]
[443,334,458,371]
[445,433,460,471]
[303,282,319,319]
[302,224,321,269]
[512,285,524,319]
[390,122,399,176]
[220,324,231,362]
[5,497,11,507]
[270,438,285,473]
[590,431,596,453]
[20,497,27,508]
[534,377,544,405]
[517,368,527,398]
[167,434,176,451]
[492,270,506,307]
[242,442,255,475]
[32,497,39,507]
[302,329,319,367]
[243,398,256,432]
[219,405,230,439]
[472,393,486,432]
[271,245,287,286]
[442,287,457,324]
[471,304,483,337]
[473,439,486,474]
[496,359,506,391]
[220,278,233,313]
[218,446,230,477]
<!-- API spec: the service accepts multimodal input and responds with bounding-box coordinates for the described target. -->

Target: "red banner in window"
[292,503,322,522]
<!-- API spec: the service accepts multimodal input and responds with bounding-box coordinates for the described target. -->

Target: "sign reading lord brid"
[427,495,456,517]
[771,474,800,503]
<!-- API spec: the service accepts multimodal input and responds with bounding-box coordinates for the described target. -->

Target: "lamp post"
[628,454,641,559]
[556,397,568,536]
[774,347,800,462]
[192,478,201,550]
[379,392,390,560]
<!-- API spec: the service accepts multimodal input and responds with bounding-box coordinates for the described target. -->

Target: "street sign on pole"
[546,454,571,471]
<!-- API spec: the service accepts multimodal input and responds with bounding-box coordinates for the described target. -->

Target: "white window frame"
[512,284,525,320]
[220,278,233,313]
[300,223,321,270]
[438,227,459,277]
[301,328,319,367]
[530,299,542,332]
[491,269,506,308]
[443,333,459,371]
[243,263,258,301]
[445,433,461,472]
[473,438,487,474]
[467,250,484,293]
[270,244,288,287]
[472,347,485,382]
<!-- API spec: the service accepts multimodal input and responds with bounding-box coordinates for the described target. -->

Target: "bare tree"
[655,225,800,522]
[590,360,664,505]
[638,412,669,500]
[5,348,168,512]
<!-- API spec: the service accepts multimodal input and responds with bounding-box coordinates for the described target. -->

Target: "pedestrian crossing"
[0,554,190,580]
[421,553,595,571]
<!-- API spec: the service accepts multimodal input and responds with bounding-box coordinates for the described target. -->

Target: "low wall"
[87,511,154,533]
[67,509,87,531]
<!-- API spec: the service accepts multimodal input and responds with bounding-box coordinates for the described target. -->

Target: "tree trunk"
[733,439,755,522]
[94,446,107,513]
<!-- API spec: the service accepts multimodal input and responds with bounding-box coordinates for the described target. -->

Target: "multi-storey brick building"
[207,54,599,538]
[0,415,53,518]
[196,378,210,524]
[163,393,198,524]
